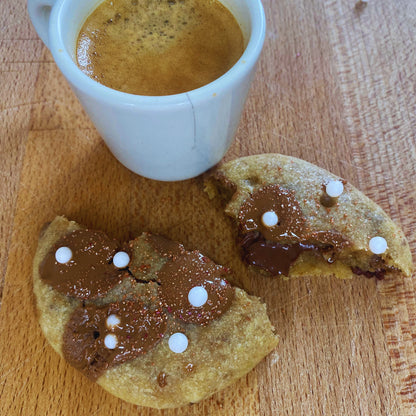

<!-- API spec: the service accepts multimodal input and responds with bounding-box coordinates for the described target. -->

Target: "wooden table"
[1,0,416,414]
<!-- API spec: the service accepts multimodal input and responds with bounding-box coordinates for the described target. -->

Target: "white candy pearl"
[261,210,279,227]
[369,236,388,254]
[104,334,118,349]
[168,333,188,354]
[188,286,208,307]
[106,314,121,329]
[325,180,344,198]
[55,247,72,264]
[113,251,130,268]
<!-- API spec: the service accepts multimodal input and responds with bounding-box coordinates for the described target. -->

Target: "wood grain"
[1,0,415,415]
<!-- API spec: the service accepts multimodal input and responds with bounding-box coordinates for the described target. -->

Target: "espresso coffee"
[76,0,244,96]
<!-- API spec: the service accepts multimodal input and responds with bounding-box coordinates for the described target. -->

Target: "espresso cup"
[28,0,266,181]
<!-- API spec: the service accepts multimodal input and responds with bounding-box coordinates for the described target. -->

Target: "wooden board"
[1,0,416,414]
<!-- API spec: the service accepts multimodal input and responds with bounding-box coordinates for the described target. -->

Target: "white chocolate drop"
[55,247,72,264]
[104,334,118,349]
[325,180,344,198]
[261,210,279,227]
[188,286,208,307]
[369,236,388,254]
[106,314,121,329]
[168,333,188,354]
[113,251,130,268]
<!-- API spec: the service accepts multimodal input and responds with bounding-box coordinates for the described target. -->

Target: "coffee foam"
[77,0,244,95]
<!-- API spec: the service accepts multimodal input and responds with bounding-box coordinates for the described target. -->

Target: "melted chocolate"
[240,232,317,276]
[145,234,235,325]
[238,185,307,241]
[157,251,234,325]
[351,267,386,280]
[63,300,167,381]
[39,229,127,299]
[238,185,350,276]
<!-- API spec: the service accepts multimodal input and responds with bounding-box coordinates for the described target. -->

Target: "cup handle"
[27,0,56,49]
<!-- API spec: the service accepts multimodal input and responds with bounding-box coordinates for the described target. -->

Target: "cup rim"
[49,0,266,107]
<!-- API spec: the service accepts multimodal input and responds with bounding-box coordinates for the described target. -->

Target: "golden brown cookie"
[205,154,413,279]
[33,216,278,409]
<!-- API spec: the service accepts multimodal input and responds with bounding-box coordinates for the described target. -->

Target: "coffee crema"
[76,0,244,96]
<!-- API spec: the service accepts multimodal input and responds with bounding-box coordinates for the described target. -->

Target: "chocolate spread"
[238,185,307,242]
[39,229,127,299]
[46,230,235,380]
[157,251,235,325]
[63,300,167,381]
[238,185,350,276]
[146,234,235,325]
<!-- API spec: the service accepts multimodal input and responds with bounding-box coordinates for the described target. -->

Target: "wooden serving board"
[1,0,416,414]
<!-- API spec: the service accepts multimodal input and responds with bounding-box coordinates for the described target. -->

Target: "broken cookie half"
[205,154,413,279]
[33,216,278,409]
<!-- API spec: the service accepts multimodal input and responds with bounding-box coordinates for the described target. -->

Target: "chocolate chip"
[157,372,168,387]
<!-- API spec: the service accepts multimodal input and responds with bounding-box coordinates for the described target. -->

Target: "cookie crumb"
[355,0,368,11]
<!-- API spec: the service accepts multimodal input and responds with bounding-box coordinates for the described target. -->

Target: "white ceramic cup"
[28,0,266,181]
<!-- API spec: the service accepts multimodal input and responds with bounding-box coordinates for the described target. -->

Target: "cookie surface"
[205,154,413,279]
[33,216,278,409]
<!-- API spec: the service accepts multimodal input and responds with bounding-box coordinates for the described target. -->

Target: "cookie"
[205,154,413,279]
[33,216,278,409]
